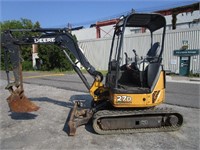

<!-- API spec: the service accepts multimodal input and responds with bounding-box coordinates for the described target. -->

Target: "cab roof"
[122,13,166,32]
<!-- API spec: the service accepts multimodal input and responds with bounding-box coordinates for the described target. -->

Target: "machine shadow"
[9,96,75,120]
[9,95,95,134]
[9,112,38,120]
[31,97,74,108]
[63,94,96,135]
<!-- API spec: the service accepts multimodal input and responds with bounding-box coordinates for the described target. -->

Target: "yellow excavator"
[1,12,183,136]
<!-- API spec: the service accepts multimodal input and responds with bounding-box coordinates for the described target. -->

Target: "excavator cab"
[2,12,183,136]
[106,13,167,108]
[91,13,182,135]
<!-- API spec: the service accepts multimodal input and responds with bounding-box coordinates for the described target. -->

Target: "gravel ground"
[0,80,199,150]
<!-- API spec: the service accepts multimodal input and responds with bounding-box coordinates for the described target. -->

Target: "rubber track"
[93,107,183,135]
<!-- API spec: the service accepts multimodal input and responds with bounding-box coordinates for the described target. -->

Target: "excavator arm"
[1,28,104,113]
[2,28,103,86]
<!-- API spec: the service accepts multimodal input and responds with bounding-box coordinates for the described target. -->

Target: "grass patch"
[9,69,108,75]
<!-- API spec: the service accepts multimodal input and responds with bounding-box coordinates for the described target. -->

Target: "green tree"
[38,38,76,71]
[1,19,41,70]
[1,18,76,71]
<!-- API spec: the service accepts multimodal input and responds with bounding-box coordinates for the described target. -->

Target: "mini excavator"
[1,13,183,135]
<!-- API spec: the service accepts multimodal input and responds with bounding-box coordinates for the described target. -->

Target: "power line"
[137,1,198,12]
[70,1,198,27]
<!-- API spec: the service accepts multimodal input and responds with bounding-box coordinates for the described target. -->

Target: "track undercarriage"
[68,101,183,135]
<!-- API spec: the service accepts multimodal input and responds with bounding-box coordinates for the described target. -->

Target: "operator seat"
[146,42,160,62]
[137,42,161,87]
[137,42,160,71]
[118,42,162,89]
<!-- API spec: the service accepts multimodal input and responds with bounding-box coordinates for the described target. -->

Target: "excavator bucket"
[2,31,40,113]
[5,63,40,113]
[7,87,40,113]
[4,54,39,113]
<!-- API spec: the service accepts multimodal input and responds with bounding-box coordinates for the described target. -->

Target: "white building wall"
[165,10,200,29]
[72,27,96,41]
[72,25,115,41]
[79,38,112,70]
[176,11,199,24]
[78,28,200,73]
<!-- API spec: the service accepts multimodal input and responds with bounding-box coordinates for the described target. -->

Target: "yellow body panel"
[89,71,165,108]
[110,71,165,108]
[90,81,106,101]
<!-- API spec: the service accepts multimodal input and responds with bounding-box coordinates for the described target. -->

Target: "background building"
[72,3,199,40]
[72,3,199,76]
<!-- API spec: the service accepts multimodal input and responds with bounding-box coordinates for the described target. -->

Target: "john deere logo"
[34,38,55,43]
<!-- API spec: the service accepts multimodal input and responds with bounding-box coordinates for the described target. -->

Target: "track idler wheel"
[167,115,179,126]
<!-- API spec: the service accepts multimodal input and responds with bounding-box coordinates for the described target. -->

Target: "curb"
[189,79,200,82]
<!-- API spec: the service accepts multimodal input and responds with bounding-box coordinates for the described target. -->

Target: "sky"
[0,0,199,28]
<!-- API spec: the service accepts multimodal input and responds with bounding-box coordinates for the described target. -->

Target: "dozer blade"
[7,88,40,113]
[68,102,93,136]
[68,102,78,136]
